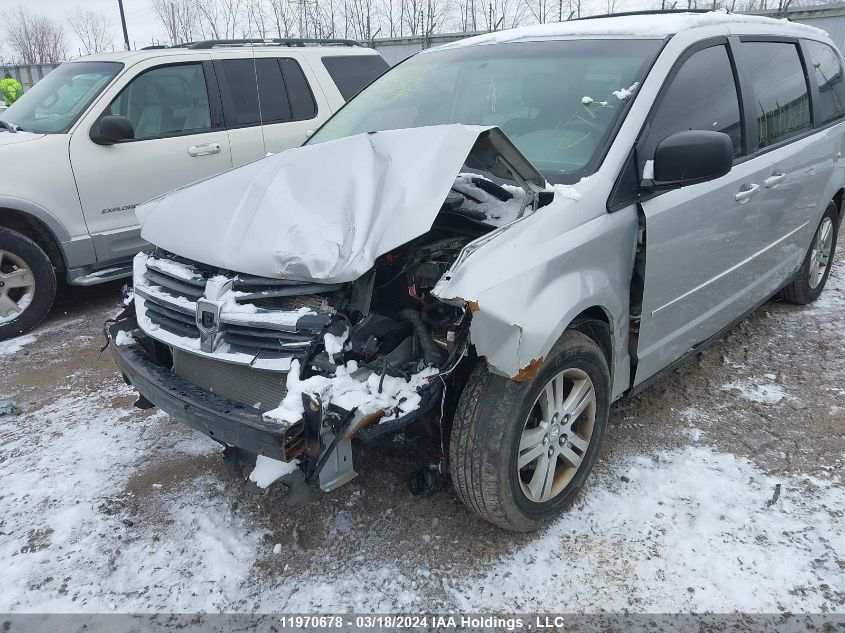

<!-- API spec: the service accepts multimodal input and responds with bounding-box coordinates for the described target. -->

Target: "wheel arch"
[833,188,844,221]
[568,306,613,374]
[0,206,66,270]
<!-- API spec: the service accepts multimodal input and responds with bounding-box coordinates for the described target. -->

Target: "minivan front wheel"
[450,329,610,532]
[0,228,56,341]
[778,202,839,305]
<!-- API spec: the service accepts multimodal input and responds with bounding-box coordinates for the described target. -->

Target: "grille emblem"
[196,299,224,353]
[195,278,233,353]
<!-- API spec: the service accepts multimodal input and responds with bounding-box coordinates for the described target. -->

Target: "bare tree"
[268,0,297,37]
[245,0,270,37]
[151,0,198,45]
[193,0,244,40]
[3,7,67,64]
[68,7,112,55]
[524,0,550,24]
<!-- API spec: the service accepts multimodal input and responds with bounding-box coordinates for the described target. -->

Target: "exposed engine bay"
[125,168,543,492]
[118,125,558,494]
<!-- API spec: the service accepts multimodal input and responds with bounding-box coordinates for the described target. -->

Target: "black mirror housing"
[652,130,733,188]
[92,115,134,145]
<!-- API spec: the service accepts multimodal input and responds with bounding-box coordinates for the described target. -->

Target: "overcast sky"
[4,0,165,60]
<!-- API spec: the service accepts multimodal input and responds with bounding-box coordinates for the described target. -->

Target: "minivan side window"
[743,42,811,149]
[804,40,845,125]
[640,44,743,168]
[107,63,211,140]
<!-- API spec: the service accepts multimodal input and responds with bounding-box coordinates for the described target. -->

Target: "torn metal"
[124,123,627,493]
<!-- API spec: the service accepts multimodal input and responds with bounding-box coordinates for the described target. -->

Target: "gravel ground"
[0,227,843,617]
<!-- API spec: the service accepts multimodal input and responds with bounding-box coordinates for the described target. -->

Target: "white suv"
[0,39,387,340]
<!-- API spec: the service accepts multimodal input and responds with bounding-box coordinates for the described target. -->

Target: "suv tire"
[778,201,839,305]
[450,329,610,532]
[0,228,56,341]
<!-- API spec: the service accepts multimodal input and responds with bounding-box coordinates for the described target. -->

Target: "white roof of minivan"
[438,11,829,50]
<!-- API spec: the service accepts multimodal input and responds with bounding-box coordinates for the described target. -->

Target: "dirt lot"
[1,229,843,615]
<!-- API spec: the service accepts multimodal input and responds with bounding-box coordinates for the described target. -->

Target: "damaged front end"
[109,125,549,493]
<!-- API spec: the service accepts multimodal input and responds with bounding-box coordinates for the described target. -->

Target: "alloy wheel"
[0,249,36,322]
[517,368,596,503]
[809,216,834,290]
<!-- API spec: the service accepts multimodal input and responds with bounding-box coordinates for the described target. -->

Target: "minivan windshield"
[0,61,122,134]
[309,39,662,184]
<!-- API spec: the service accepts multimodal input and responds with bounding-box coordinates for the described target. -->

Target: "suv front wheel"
[0,228,56,341]
[450,329,610,532]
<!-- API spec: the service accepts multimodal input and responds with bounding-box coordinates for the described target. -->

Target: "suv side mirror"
[652,130,733,188]
[92,115,134,145]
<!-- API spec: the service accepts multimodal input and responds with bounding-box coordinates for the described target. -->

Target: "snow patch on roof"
[435,11,826,50]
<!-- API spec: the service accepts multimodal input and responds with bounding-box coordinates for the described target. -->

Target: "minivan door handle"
[187,143,222,157]
[735,183,760,202]
[764,172,786,188]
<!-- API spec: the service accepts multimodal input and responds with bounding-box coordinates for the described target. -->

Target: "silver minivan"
[109,12,842,531]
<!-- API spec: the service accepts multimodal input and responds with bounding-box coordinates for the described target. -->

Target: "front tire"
[778,202,839,305]
[450,329,610,532]
[0,228,56,341]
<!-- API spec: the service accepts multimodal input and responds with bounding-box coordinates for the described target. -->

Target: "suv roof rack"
[186,38,363,49]
[574,8,714,20]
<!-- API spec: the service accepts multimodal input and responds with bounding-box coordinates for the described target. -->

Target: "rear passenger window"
[641,45,743,165]
[280,58,317,120]
[255,58,292,123]
[216,59,261,126]
[805,40,845,124]
[743,42,811,148]
[322,55,389,100]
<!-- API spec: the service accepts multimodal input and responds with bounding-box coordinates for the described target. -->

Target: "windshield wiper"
[0,120,20,133]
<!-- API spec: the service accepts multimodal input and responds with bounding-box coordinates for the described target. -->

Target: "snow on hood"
[136,124,544,283]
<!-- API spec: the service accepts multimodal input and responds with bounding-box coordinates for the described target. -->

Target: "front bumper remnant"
[107,319,307,462]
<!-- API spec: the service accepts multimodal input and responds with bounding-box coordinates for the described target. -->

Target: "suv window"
[743,42,811,149]
[641,45,742,166]
[256,58,292,123]
[107,63,211,140]
[804,40,845,125]
[215,59,261,127]
[280,58,317,120]
[322,55,389,100]
[216,57,316,126]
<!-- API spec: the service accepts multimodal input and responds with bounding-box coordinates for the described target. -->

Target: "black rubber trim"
[107,319,295,461]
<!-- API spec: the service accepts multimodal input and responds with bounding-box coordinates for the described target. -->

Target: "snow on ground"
[0,333,39,356]
[450,446,843,613]
[1,378,841,612]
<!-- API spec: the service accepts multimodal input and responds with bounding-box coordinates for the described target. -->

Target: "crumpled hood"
[0,130,46,146]
[137,124,543,283]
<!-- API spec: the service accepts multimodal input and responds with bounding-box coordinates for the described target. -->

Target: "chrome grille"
[137,250,336,356]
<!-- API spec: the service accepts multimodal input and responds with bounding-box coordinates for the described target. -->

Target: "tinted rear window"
[256,58,292,123]
[804,40,845,125]
[280,58,317,120]
[743,42,811,149]
[216,59,260,126]
[322,54,389,100]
